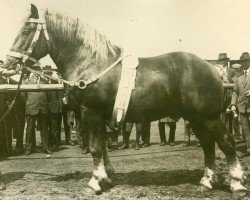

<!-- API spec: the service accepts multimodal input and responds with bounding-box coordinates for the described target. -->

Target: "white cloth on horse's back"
[122,54,139,69]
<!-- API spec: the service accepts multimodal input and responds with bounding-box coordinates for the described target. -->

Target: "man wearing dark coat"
[23,65,51,155]
[231,52,250,157]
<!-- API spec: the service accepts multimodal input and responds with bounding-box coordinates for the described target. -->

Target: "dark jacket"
[23,75,50,115]
[48,91,64,113]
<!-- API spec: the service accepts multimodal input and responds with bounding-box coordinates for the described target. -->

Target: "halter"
[7,9,50,64]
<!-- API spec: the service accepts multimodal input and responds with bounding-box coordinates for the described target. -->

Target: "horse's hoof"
[88,177,102,194]
[230,179,247,192]
[200,177,213,190]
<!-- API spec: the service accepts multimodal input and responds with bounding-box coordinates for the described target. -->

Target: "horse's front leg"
[87,113,114,194]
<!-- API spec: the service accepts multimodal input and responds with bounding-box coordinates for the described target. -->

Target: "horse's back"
[128,52,223,122]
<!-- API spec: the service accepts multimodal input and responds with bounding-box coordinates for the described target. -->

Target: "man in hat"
[215,53,235,129]
[228,63,244,143]
[45,65,63,149]
[23,63,51,155]
[215,53,230,83]
[231,52,250,157]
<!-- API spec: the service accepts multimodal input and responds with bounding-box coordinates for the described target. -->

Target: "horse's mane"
[44,9,122,72]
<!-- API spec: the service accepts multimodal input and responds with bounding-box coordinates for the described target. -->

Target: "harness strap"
[78,55,128,89]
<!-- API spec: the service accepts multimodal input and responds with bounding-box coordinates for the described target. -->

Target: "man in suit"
[229,64,244,143]
[23,64,51,155]
[44,66,63,149]
[215,53,235,130]
[231,52,250,157]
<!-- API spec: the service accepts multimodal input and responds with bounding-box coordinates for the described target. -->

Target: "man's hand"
[62,97,68,105]
[0,67,16,77]
[231,105,237,112]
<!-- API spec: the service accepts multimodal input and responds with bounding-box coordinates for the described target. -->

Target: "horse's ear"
[30,4,39,19]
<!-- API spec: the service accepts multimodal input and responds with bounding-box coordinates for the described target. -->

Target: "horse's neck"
[45,11,120,81]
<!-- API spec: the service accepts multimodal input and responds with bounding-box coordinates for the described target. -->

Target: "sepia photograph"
[0,0,249,199]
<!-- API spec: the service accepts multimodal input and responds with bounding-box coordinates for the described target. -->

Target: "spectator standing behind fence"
[231,52,250,158]
[228,64,244,143]
[118,122,151,150]
[44,65,63,150]
[158,117,177,146]
[214,53,235,130]
[23,64,51,155]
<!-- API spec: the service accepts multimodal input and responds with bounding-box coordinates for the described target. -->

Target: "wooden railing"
[0,84,64,92]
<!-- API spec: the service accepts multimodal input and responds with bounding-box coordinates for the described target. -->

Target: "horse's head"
[4,4,50,70]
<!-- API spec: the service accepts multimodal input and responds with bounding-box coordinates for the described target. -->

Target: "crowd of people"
[0,51,250,158]
[0,62,76,157]
[214,52,250,158]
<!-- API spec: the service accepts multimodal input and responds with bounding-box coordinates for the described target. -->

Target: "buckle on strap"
[77,80,87,89]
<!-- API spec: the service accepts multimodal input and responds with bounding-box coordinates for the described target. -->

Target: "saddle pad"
[112,54,139,123]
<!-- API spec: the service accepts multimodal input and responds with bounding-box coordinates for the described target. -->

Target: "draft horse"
[3,4,248,194]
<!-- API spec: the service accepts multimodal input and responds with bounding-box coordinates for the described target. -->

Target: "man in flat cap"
[231,52,250,157]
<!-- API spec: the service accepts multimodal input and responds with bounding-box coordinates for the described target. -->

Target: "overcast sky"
[1,0,250,63]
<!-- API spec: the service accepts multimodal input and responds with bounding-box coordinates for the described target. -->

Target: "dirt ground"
[0,120,249,200]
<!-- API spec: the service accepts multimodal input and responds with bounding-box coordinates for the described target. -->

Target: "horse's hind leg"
[86,112,113,193]
[203,118,247,192]
[191,121,217,189]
